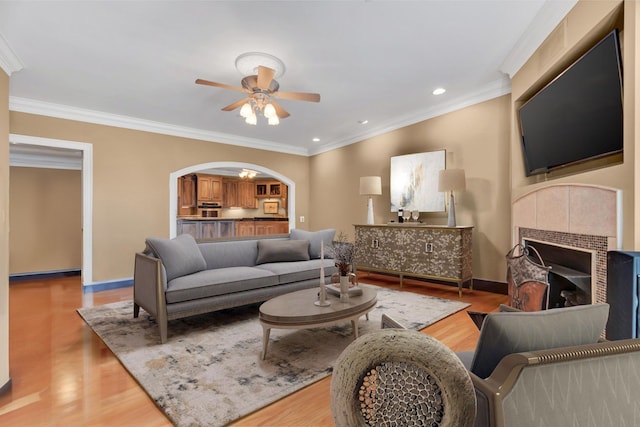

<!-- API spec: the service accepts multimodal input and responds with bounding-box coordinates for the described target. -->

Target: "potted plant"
[330,232,355,300]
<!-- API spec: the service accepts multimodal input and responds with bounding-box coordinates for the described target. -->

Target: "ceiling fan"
[196,64,320,125]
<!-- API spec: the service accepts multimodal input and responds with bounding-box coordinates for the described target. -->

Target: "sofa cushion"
[165,266,279,303]
[256,258,337,284]
[256,239,310,264]
[469,303,610,379]
[198,239,262,269]
[290,228,336,259]
[146,234,206,282]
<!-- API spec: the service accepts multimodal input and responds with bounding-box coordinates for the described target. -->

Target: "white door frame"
[9,134,93,286]
[169,162,295,238]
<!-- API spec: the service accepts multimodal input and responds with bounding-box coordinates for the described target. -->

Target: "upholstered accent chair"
[456,303,615,427]
[331,328,476,427]
[473,338,640,427]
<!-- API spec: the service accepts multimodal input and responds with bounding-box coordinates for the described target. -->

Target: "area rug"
[77,284,469,427]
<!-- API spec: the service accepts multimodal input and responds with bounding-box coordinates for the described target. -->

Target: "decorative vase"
[339,275,350,302]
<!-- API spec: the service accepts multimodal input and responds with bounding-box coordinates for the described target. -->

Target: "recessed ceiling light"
[358,119,369,125]
[312,137,320,142]
[432,88,446,95]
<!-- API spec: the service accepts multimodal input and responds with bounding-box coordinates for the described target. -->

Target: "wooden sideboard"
[354,224,473,297]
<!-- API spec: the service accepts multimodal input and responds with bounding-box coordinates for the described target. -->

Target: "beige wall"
[510,1,640,249]
[310,95,512,281]
[9,112,311,282]
[7,0,636,287]
[1,70,10,390]
[9,167,82,274]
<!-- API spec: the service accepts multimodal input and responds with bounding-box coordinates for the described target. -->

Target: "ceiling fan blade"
[221,98,250,112]
[274,91,321,102]
[257,66,275,90]
[271,100,290,119]
[196,78,248,92]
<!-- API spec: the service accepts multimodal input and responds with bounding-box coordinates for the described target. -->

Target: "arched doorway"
[169,162,295,238]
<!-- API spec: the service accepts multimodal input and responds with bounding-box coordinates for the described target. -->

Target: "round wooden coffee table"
[259,286,378,359]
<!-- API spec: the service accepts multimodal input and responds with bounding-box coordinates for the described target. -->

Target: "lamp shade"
[360,176,382,196]
[438,169,466,192]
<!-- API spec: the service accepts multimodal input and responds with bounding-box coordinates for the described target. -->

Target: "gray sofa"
[133,229,337,343]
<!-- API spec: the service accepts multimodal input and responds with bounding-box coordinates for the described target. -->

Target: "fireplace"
[512,184,621,308]
[523,239,594,308]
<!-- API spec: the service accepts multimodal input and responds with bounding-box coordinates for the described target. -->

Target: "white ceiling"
[0,1,577,158]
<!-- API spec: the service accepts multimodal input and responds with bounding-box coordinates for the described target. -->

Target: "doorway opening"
[9,134,93,286]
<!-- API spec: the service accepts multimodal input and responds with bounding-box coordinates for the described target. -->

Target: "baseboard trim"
[0,378,12,396]
[471,279,508,295]
[83,278,133,294]
[9,269,81,283]
[415,277,507,295]
[357,271,507,295]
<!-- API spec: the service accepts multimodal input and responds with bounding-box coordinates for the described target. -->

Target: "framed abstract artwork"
[390,150,446,212]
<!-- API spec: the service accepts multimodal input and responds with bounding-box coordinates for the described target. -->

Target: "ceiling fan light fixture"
[240,103,253,118]
[268,115,280,126]
[264,103,277,119]
[245,113,257,125]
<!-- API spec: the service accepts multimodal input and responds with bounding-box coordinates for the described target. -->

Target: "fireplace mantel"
[512,184,622,305]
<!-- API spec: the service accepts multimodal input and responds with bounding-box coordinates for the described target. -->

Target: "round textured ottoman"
[330,328,476,427]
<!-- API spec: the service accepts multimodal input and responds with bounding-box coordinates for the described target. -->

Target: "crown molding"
[309,76,512,156]
[9,151,82,170]
[9,97,310,156]
[0,31,24,76]
[500,0,577,78]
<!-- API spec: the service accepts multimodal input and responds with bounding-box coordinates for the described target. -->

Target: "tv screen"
[518,29,623,176]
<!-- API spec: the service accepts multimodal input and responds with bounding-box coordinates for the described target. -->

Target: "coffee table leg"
[261,325,271,360]
[352,318,359,339]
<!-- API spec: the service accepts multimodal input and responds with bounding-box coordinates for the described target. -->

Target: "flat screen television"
[518,29,623,176]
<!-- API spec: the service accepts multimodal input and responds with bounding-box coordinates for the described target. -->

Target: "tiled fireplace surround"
[512,184,621,305]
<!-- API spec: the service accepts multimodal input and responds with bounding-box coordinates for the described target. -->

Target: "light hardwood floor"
[0,273,507,426]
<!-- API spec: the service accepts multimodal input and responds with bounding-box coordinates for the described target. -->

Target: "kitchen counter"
[177,217,289,239]
[177,216,288,221]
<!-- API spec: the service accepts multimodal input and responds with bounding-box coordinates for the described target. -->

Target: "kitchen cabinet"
[196,174,222,203]
[238,181,256,208]
[176,220,235,240]
[235,221,256,237]
[354,224,473,297]
[255,221,289,235]
[223,179,256,208]
[223,179,238,208]
[255,181,286,199]
[177,174,196,216]
[177,220,198,239]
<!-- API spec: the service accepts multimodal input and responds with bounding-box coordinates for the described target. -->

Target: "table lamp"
[438,169,466,227]
[359,176,382,225]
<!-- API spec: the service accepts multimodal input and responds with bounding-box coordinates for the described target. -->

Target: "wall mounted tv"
[518,29,623,177]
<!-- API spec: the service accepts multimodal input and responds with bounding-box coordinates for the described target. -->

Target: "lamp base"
[367,197,374,225]
[447,193,457,227]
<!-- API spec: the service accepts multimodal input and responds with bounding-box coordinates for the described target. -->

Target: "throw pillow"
[145,234,207,282]
[256,239,311,264]
[290,228,336,259]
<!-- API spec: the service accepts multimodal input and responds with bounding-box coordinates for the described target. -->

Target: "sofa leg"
[159,320,168,344]
[133,303,140,318]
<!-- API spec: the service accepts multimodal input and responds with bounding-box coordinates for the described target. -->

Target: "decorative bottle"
[398,207,404,223]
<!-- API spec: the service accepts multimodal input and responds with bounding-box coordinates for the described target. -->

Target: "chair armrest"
[133,252,167,319]
[381,314,407,329]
